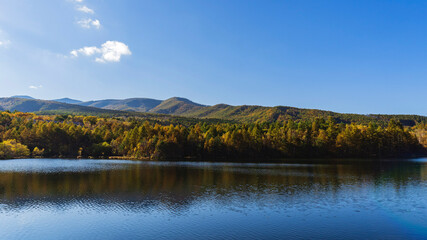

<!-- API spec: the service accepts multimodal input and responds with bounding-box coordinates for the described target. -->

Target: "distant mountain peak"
[53,98,82,104]
[164,97,206,106]
[11,95,34,99]
[146,97,205,115]
[78,98,163,112]
[168,97,190,101]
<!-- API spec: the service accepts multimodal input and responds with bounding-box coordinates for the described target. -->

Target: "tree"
[32,147,44,157]
[0,139,30,159]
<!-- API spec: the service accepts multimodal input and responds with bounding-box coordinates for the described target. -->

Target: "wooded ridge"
[0,96,425,126]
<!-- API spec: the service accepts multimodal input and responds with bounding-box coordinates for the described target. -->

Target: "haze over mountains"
[54,98,82,104]
[1,96,426,126]
[0,97,120,114]
[55,96,206,114]
[0,96,207,115]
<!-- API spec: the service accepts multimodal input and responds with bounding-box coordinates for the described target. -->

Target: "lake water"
[0,159,426,239]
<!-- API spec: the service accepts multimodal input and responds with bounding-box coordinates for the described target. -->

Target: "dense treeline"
[184,105,427,127]
[40,108,427,127]
[0,111,426,160]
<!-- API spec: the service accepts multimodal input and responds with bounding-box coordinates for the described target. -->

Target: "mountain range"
[0,96,426,126]
[0,97,119,115]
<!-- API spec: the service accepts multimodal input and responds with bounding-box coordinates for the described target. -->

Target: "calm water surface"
[0,158,426,239]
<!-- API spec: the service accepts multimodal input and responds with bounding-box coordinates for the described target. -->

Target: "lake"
[0,159,426,239]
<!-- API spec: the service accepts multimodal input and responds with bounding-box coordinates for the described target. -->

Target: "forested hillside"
[3,96,426,127]
[148,97,205,114]
[182,105,427,126]
[0,111,425,160]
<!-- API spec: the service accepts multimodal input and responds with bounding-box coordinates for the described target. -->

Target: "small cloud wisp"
[76,5,94,14]
[29,85,43,90]
[77,18,101,29]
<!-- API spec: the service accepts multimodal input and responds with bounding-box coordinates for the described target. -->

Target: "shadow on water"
[0,158,426,211]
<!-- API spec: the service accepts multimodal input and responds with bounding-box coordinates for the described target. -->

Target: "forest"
[0,111,426,160]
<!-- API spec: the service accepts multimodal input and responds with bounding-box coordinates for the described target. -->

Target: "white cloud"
[91,19,101,28]
[29,85,43,90]
[70,41,131,63]
[76,5,94,14]
[77,18,101,29]
[72,46,101,56]
[75,0,83,2]
[70,50,78,57]
[96,41,132,63]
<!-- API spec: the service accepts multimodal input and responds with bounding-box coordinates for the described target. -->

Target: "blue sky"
[0,0,426,115]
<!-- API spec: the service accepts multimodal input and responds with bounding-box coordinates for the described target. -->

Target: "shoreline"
[2,156,426,165]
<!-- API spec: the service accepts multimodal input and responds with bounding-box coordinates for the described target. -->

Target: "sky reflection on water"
[0,159,426,239]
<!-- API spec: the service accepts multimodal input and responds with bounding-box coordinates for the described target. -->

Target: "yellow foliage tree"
[0,140,30,159]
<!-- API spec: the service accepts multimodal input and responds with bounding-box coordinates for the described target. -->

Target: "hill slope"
[79,98,162,112]
[76,97,203,115]
[0,98,121,114]
[11,95,34,99]
[148,97,205,115]
[53,98,82,104]
[181,104,427,126]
